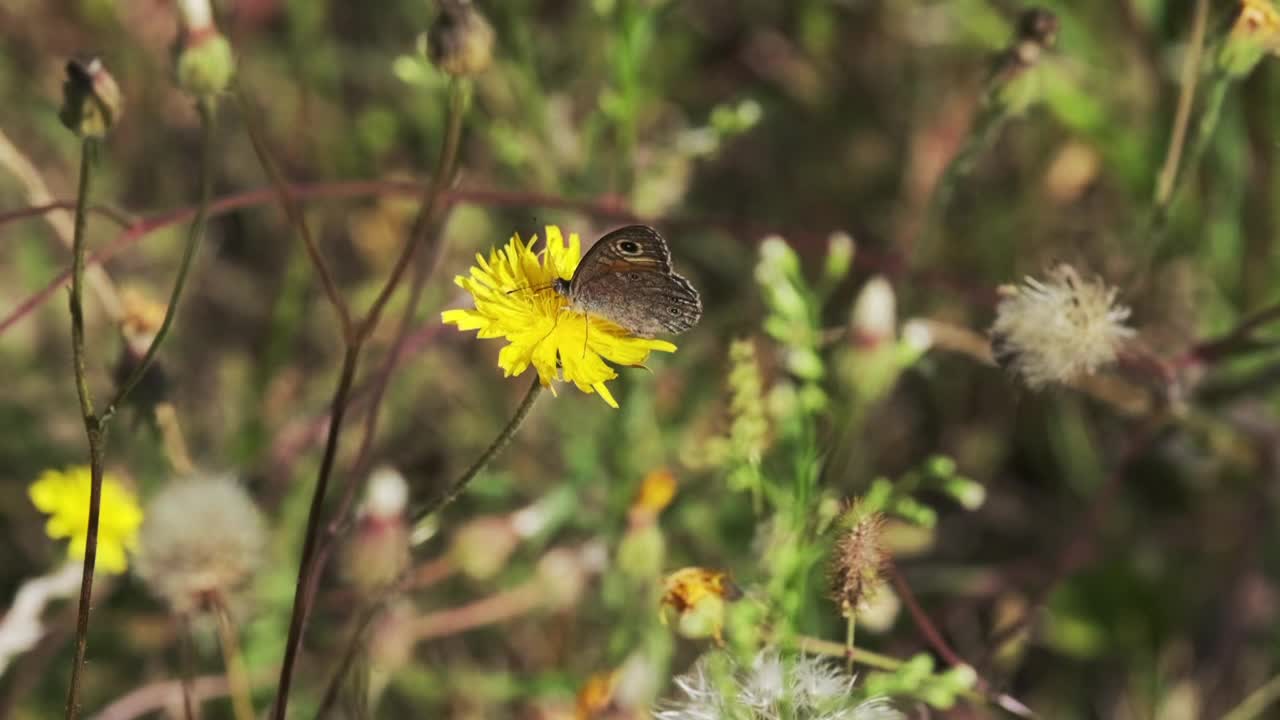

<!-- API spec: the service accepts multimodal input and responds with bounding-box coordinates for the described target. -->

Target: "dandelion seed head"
[989,264,1134,388]
[656,650,905,720]
[134,474,265,613]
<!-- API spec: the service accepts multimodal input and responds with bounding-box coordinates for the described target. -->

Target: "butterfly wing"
[568,225,702,337]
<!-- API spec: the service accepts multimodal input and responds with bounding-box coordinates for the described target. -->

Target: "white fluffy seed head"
[134,474,266,614]
[655,650,905,720]
[989,264,1135,388]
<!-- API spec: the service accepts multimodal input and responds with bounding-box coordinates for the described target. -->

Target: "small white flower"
[656,650,905,720]
[990,264,1134,388]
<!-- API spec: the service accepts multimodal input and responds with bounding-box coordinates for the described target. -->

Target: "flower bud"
[851,276,896,347]
[176,31,235,98]
[822,231,855,284]
[60,56,123,138]
[426,0,495,77]
[340,467,411,595]
[537,547,590,610]
[450,515,519,581]
[616,523,665,581]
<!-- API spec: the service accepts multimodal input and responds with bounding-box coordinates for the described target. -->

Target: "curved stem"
[213,599,255,720]
[103,100,216,424]
[411,376,543,526]
[1154,0,1209,207]
[64,138,101,720]
[1224,673,1280,720]
[357,79,467,343]
[270,345,360,719]
[235,88,354,342]
[269,78,471,720]
[65,100,220,719]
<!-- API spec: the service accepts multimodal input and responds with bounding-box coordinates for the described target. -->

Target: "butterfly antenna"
[581,313,590,359]
[506,280,559,296]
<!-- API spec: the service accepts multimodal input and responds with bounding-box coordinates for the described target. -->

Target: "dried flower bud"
[986,8,1059,114]
[60,56,123,138]
[830,501,888,617]
[426,0,495,77]
[176,31,235,98]
[134,474,265,614]
[1016,8,1059,49]
[989,264,1135,388]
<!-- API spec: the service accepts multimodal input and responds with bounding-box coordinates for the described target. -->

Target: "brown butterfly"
[553,225,702,338]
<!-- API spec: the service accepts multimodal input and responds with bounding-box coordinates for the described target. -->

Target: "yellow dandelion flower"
[28,466,143,574]
[442,226,677,408]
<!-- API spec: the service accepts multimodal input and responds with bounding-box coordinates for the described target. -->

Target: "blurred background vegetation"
[4,0,1280,718]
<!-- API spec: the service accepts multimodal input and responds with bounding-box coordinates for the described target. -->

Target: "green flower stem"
[1154,0,1209,208]
[309,375,542,719]
[103,99,216,423]
[235,88,354,342]
[270,345,360,720]
[411,376,544,526]
[1224,672,1280,720]
[356,78,467,343]
[844,612,856,674]
[213,598,256,720]
[64,101,218,720]
[912,102,1010,267]
[315,601,385,718]
[795,635,1033,717]
[269,78,470,720]
[65,137,103,720]
[793,634,903,673]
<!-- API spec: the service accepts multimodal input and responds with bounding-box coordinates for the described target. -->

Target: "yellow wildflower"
[442,226,677,408]
[28,466,142,574]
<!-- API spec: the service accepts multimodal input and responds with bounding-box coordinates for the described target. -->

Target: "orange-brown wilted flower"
[629,468,677,526]
[829,502,888,617]
[661,567,736,642]
[576,670,620,720]
[989,264,1134,388]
